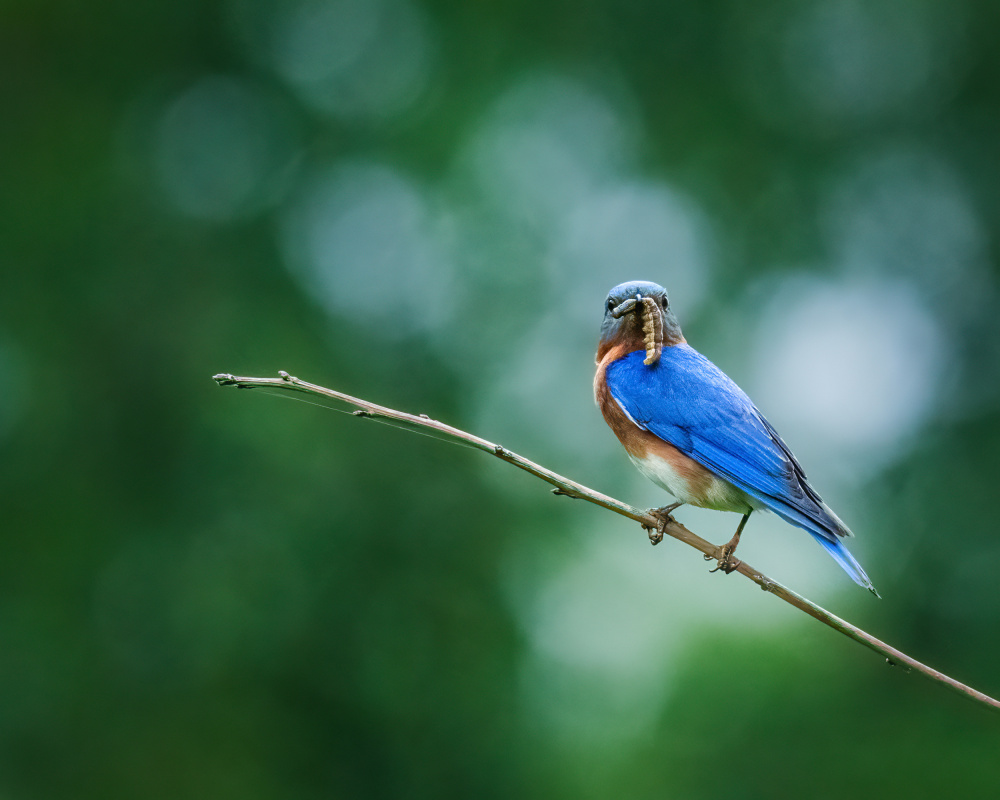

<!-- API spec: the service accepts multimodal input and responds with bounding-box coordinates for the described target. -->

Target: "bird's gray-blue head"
[597,280,685,364]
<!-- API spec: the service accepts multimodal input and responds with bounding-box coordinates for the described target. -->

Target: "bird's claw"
[704,512,749,574]
[705,544,741,574]
[642,503,682,546]
[643,525,664,545]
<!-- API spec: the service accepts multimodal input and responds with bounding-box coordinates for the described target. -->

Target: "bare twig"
[213,370,1000,714]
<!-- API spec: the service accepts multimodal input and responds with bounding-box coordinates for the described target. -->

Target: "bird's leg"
[707,511,751,574]
[642,502,684,545]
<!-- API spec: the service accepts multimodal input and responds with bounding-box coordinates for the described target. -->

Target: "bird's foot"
[705,512,750,574]
[642,502,683,546]
[706,541,742,574]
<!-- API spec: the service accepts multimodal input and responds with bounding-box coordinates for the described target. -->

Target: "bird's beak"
[610,294,642,319]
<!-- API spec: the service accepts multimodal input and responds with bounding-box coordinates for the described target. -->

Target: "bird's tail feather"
[704,471,878,596]
[809,533,880,598]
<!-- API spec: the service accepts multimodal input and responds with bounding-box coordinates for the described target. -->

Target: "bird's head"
[597,280,684,364]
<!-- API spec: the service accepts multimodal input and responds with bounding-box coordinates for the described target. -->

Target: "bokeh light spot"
[731,0,966,131]
[153,76,300,221]
[463,73,638,229]
[784,0,957,120]
[551,180,713,325]
[503,521,805,749]
[750,276,947,471]
[821,145,990,318]
[281,161,455,336]
[269,0,434,122]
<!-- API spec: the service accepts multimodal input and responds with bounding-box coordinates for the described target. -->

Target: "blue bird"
[594,280,878,595]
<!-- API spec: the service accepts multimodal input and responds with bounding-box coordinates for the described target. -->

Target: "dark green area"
[3,0,1000,797]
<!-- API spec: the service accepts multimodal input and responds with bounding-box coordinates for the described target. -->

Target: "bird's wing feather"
[605,346,842,543]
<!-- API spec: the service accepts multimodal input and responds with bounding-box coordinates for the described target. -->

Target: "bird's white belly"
[629,452,693,501]
[629,452,758,514]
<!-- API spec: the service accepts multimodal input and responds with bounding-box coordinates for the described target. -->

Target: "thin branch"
[213,370,1000,714]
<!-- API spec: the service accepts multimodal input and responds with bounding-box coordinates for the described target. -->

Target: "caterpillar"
[641,295,663,366]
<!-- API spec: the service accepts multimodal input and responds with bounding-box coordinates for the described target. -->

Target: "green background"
[3,0,1000,797]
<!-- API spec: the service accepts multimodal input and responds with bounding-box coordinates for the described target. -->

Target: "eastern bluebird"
[594,280,878,595]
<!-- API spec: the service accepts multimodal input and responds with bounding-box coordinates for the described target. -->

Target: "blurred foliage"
[3,0,1000,798]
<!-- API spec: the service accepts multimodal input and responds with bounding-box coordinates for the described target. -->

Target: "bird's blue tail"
[809,533,880,598]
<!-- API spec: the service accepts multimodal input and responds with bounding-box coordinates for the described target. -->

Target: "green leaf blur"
[3,0,1000,797]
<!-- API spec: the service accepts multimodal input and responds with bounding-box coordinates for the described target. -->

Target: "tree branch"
[213,370,1000,714]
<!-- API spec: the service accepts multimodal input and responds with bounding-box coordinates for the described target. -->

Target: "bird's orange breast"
[594,344,723,505]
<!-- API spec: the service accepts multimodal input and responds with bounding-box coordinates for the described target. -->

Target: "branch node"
[279,371,293,381]
[353,410,372,418]
[493,445,510,457]
[551,487,580,499]
[213,373,236,386]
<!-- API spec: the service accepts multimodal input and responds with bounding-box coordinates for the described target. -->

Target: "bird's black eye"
[607,298,615,312]
[661,296,668,308]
